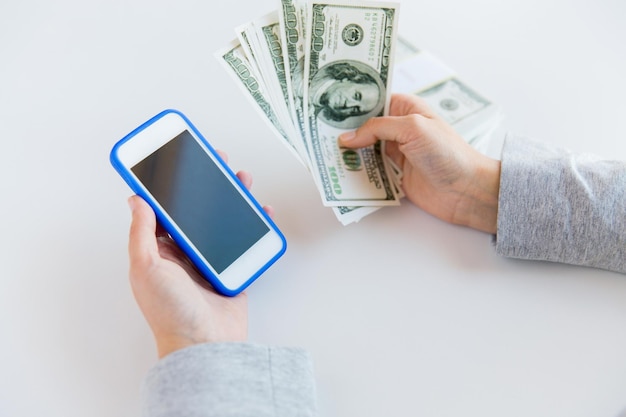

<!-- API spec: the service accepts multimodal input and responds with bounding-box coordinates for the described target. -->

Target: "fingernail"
[339,131,356,144]
[127,196,136,212]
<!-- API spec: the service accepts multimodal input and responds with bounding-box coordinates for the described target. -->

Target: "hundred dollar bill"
[234,23,265,87]
[418,78,491,125]
[250,12,310,162]
[235,20,299,147]
[395,35,420,62]
[278,0,310,160]
[392,44,502,151]
[256,12,294,122]
[303,1,401,207]
[215,40,306,166]
[416,77,503,153]
[332,164,405,224]
[332,205,380,225]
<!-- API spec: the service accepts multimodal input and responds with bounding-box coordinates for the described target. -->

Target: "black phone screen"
[131,130,270,273]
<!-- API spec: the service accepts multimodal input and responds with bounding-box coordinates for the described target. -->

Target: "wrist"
[157,337,198,359]
[454,156,501,234]
[155,330,247,359]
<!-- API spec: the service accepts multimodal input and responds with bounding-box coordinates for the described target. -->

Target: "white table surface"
[1,0,625,416]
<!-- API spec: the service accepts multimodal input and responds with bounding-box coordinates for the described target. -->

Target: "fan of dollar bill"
[216,0,501,225]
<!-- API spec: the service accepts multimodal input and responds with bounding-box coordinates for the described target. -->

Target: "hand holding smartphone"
[110,110,286,296]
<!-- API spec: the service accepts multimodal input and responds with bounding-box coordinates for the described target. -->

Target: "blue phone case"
[110,109,286,296]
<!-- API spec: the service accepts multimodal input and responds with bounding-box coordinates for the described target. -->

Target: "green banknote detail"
[305,2,400,206]
[279,0,310,159]
[261,22,292,112]
[223,46,287,140]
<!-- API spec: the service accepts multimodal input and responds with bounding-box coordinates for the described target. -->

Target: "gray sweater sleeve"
[495,133,626,273]
[141,343,316,417]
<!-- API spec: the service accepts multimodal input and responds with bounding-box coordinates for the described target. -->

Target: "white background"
[1,0,625,416]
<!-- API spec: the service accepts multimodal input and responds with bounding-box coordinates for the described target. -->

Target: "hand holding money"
[340,93,501,234]
[216,0,501,225]
[217,0,402,225]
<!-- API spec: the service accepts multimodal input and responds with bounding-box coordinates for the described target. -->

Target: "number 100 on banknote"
[303,1,401,207]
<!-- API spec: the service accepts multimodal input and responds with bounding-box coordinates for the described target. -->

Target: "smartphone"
[110,109,286,296]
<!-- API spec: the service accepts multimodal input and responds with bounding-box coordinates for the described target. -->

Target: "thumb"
[128,195,159,271]
[338,114,428,149]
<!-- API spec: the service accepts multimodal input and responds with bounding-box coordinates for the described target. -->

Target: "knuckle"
[396,114,425,144]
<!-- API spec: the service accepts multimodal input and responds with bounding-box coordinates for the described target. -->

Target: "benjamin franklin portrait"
[308,60,386,129]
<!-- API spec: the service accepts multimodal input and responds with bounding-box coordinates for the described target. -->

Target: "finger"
[128,195,159,270]
[338,113,427,149]
[155,221,169,238]
[236,172,274,218]
[237,170,253,190]
[389,93,437,119]
[384,141,406,169]
[263,205,275,219]
[237,172,275,218]
[338,93,435,150]
[216,149,229,163]
[218,150,253,192]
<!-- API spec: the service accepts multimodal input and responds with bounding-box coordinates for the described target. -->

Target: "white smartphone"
[110,109,286,296]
